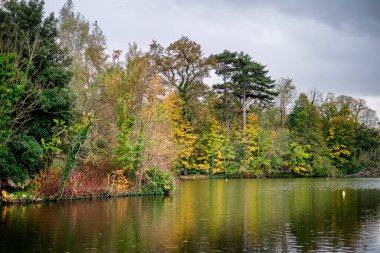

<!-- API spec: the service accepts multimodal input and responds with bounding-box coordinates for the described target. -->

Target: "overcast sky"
[44,0,380,115]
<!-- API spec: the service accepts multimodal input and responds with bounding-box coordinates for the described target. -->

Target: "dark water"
[1,178,380,252]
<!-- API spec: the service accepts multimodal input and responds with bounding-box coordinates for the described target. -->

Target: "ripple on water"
[0,178,380,252]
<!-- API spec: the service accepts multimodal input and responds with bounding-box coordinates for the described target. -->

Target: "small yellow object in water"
[342,190,346,198]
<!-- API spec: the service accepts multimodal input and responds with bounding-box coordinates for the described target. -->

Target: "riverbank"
[0,188,170,205]
[344,168,380,178]
[3,170,379,205]
[0,174,275,204]
[1,165,176,205]
[181,168,380,180]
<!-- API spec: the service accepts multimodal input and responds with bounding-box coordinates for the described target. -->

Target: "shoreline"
[0,189,168,205]
[2,172,379,205]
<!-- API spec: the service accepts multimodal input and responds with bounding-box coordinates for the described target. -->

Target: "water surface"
[1,178,380,252]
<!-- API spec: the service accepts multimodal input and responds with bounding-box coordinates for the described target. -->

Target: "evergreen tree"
[231,52,276,133]
[213,50,276,133]
[212,50,237,139]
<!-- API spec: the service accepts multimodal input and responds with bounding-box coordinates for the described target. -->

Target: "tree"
[287,94,324,146]
[164,92,196,175]
[0,0,74,182]
[0,54,25,145]
[232,52,276,133]
[114,98,138,172]
[275,77,296,127]
[110,45,153,184]
[335,95,378,128]
[242,113,260,174]
[288,142,313,176]
[0,53,30,182]
[149,36,212,121]
[212,50,238,139]
[139,75,178,173]
[287,94,333,176]
[204,117,230,174]
[59,0,110,160]
[213,51,276,133]
[307,88,324,107]
[320,96,356,172]
[59,117,92,197]
[326,116,356,172]
[320,94,380,171]
[355,124,380,171]
[320,93,339,121]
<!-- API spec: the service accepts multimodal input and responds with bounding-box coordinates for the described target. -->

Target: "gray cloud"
[44,0,380,114]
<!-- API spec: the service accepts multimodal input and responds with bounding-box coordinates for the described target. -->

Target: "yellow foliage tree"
[204,117,229,174]
[164,92,197,174]
[326,122,353,170]
[242,113,260,174]
[289,142,312,175]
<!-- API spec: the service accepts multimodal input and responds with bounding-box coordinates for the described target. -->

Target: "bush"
[0,145,26,183]
[312,154,337,177]
[0,135,43,183]
[145,167,175,195]
[31,169,61,197]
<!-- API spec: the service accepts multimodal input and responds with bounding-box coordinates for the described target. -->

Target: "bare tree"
[307,88,324,107]
[275,77,296,127]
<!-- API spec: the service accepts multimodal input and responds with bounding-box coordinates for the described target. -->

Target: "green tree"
[355,124,380,171]
[287,93,334,176]
[0,54,25,145]
[326,116,356,172]
[287,94,324,146]
[213,51,276,134]
[114,98,137,172]
[320,94,380,173]
[0,0,74,182]
[231,52,276,133]
[288,142,313,175]
[212,50,238,139]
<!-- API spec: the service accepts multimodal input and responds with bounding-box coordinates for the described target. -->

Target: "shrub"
[145,167,175,195]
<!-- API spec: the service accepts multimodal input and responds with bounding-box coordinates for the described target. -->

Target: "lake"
[1,178,380,252]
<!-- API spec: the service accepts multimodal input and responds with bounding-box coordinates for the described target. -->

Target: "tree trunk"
[224,77,231,141]
[280,100,285,128]
[243,83,247,135]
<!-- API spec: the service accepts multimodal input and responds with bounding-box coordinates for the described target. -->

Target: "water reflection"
[1,178,380,252]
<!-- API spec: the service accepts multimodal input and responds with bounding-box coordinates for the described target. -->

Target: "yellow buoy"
[342,190,346,199]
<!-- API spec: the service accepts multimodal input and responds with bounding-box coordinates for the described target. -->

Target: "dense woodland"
[1,0,380,199]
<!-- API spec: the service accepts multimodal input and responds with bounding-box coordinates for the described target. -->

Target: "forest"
[1,0,380,201]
